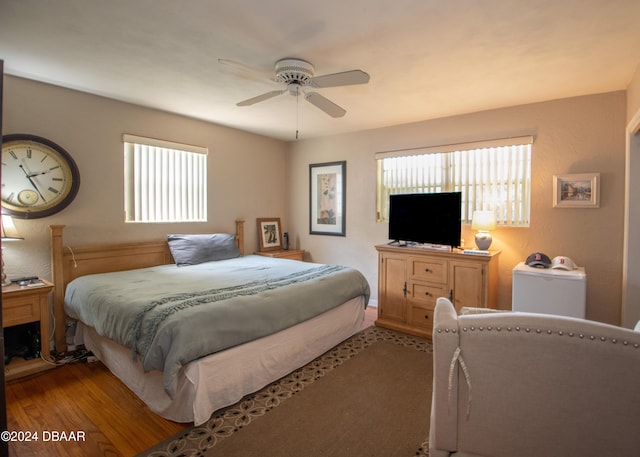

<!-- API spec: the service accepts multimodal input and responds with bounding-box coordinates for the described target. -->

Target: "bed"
[50,220,370,425]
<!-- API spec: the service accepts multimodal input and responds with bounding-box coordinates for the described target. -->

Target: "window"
[124,135,208,223]
[376,136,532,226]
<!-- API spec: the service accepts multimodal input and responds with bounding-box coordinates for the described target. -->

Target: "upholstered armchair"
[430,297,640,457]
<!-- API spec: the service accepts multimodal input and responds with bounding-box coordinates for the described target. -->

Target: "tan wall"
[3,75,627,325]
[622,66,640,327]
[627,63,640,123]
[287,91,627,325]
[2,76,288,281]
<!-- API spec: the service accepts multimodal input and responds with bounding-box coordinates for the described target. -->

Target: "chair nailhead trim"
[436,327,458,334]
[438,324,640,349]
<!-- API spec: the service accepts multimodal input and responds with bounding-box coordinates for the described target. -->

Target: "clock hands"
[27,170,52,178]
[19,164,47,202]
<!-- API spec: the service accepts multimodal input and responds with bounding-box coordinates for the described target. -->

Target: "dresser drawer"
[409,282,447,308]
[409,257,448,283]
[408,306,435,330]
[3,295,41,327]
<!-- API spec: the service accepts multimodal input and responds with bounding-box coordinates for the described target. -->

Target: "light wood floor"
[5,306,378,456]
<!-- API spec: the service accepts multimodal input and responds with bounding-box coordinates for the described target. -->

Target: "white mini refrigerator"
[512,262,586,318]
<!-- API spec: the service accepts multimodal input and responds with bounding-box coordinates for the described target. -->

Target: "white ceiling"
[2,0,640,141]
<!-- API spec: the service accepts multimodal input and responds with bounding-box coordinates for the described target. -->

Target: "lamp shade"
[1,215,24,240]
[471,210,496,231]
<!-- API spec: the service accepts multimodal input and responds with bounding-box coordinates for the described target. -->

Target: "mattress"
[77,295,366,425]
[65,255,370,397]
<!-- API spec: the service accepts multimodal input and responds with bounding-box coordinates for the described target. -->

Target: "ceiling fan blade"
[237,90,285,106]
[310,70,370,88]
[218,58,272,79]
[305,92,346,118]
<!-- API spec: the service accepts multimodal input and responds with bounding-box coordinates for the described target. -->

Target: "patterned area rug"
[138,326,433,457]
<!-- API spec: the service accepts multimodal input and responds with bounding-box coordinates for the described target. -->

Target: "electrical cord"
[47,346,95,366]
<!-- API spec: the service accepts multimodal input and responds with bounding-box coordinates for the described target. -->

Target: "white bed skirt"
[77,296,366,425]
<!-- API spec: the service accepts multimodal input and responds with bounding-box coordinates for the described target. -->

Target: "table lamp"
[471,210,496,250]
[1,214,24,286]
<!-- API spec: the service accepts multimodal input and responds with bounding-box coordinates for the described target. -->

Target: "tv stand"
[375,244,499,339]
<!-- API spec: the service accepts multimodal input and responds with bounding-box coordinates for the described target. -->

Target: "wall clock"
[1,134,80,219]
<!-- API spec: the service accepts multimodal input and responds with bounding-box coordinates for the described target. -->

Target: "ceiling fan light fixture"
[287,83,301,96]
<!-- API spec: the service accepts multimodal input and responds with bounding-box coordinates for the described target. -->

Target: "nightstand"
[2,279,55,381]
[254,249,305,261]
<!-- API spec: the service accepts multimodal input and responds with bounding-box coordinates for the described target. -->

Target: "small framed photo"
[553,173,600,208]
[309,161,346,236]
[257,217,282,251]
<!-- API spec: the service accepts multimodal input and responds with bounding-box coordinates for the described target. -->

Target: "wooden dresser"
[375,244,499,339]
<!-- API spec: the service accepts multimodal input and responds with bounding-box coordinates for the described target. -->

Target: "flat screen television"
[388,192,462,248]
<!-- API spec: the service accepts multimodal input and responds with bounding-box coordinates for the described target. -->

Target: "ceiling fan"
[219,58,370,118]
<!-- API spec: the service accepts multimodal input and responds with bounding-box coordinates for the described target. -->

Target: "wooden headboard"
[49,219,245,353]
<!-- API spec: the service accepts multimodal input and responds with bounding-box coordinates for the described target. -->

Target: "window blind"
[124,135,208,223]
[376,136,532,226]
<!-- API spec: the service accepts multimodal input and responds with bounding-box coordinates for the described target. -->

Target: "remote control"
[10,276,39,284]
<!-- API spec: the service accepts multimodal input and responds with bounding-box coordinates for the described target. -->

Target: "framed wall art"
[309,161,346,236]
[257,217,283,251]
[553,173,600,208]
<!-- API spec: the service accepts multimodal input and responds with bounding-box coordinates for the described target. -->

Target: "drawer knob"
[424,291,431,296]
[424,314,430,320]
[425,268,430,272]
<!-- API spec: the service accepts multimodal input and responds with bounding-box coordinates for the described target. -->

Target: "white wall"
[287,91,627,325]
[2,76,288,282]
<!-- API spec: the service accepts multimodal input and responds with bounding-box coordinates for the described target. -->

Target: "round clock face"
[1,134,80,219]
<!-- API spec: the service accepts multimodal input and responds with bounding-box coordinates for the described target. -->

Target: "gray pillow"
[167,233,241,266]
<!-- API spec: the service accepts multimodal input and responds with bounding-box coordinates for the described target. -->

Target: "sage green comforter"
[64,255,370,397]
